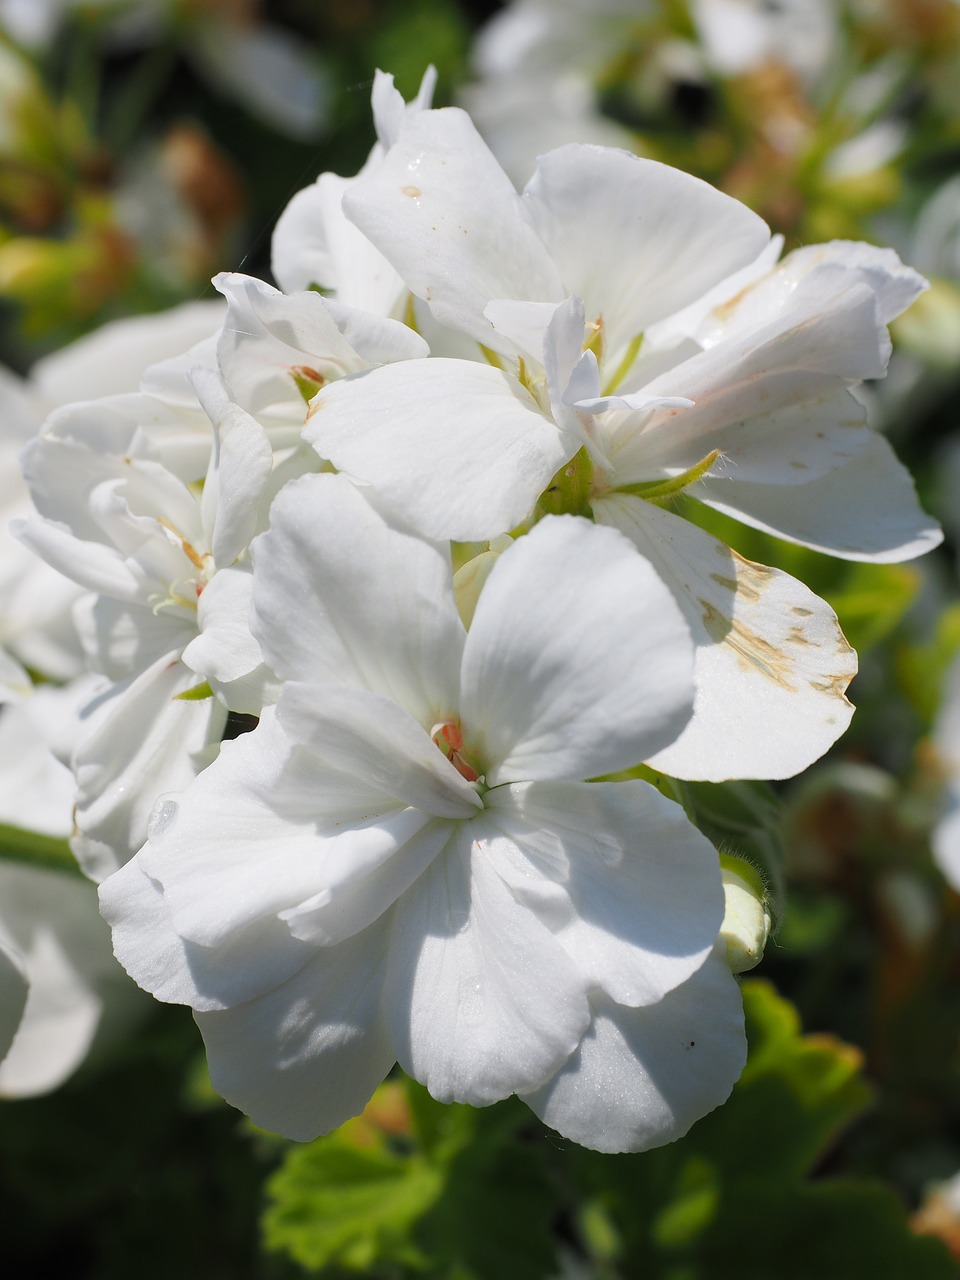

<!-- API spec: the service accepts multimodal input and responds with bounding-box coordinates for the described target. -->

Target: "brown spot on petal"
[810,673,855,699]
[402,185,422,198]
[699,598,800,691]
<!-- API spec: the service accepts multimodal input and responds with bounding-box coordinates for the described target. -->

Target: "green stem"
[0,823,81,876]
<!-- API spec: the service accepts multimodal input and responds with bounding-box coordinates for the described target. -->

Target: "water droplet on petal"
[147,798,179,842]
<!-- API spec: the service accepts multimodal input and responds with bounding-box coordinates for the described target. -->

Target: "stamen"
[431,720,482,784]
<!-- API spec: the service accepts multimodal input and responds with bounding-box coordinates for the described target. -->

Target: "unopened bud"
[452,535,512,628]
[719,855,771,974]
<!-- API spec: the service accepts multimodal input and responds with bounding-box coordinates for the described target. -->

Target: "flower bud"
[719,854,771,974]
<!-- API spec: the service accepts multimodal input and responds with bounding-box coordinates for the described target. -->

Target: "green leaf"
[263,1079,558,1278]
[263,1138,443,1273]
[415,1096,557,1279]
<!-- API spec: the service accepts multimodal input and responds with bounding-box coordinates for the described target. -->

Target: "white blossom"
[100,472,745,1153]
[303,106,939,779]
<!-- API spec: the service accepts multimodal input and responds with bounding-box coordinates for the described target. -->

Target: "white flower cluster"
[10,71,942,1151]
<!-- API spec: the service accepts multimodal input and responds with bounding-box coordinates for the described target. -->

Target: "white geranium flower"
[303,108,940,779]
[0,302,223,684]
[15,370,281,877]
[100,472,745,1153]
[0,862,144,1097]
[212,270,429,421]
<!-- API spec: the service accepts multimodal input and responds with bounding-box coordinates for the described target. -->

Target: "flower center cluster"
[430,719,483,785]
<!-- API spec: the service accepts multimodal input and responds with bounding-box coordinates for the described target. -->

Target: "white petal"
[278,816,456,948]
[0,647,30,703]
[596,496,857,780]
[697,431,943,562]
[70,652,226,880]
[251,472,465,721]
[343,107,563,348]
[523,146,771,351]
[182,566,276,714]
[0,679,92,837]
[371,65,437,150]
[757,240,927,327]
[195,924,394,1140]
[101,853,315,1013]
[14,516,141,600]
[933,782,960,892]
[306,359,573,541]
[192,367,274,565]
[271,171,407,315]
[278,683,482,819]
[214,272,426,416]
[0,932,27,1068]
[0,862,136,1097]
[32,301,223,407]
[132,710,394,947]
[486,780,723,1005]
[75,596,195,681]
[523,951,746,1153]
[384,823,590,1103]
[129,707,454,976]
[614,280,890,486]
[270,178,341,295]
[461,516,694,783]
[324,296,429,364]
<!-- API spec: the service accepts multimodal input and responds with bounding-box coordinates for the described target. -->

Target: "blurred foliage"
[0,1003,294,1278]
[260,983,957,1278]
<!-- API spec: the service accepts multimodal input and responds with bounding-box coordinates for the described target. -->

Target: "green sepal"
[613,449,720,503]
[535,446,594,520]
[174,681,214,701]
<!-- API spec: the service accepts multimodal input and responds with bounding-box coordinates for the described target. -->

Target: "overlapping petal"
[485,780,723,1005]
[461,515,694,782]
[596,496,857,779]
[522,144,770,351]
[196,925,395,1141]
[307,358,575,541]
[384,823,591,1105]
[251,472,466,718]
[522,951,746,1153]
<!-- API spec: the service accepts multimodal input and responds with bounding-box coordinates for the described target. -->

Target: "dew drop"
[147,798,179,841]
